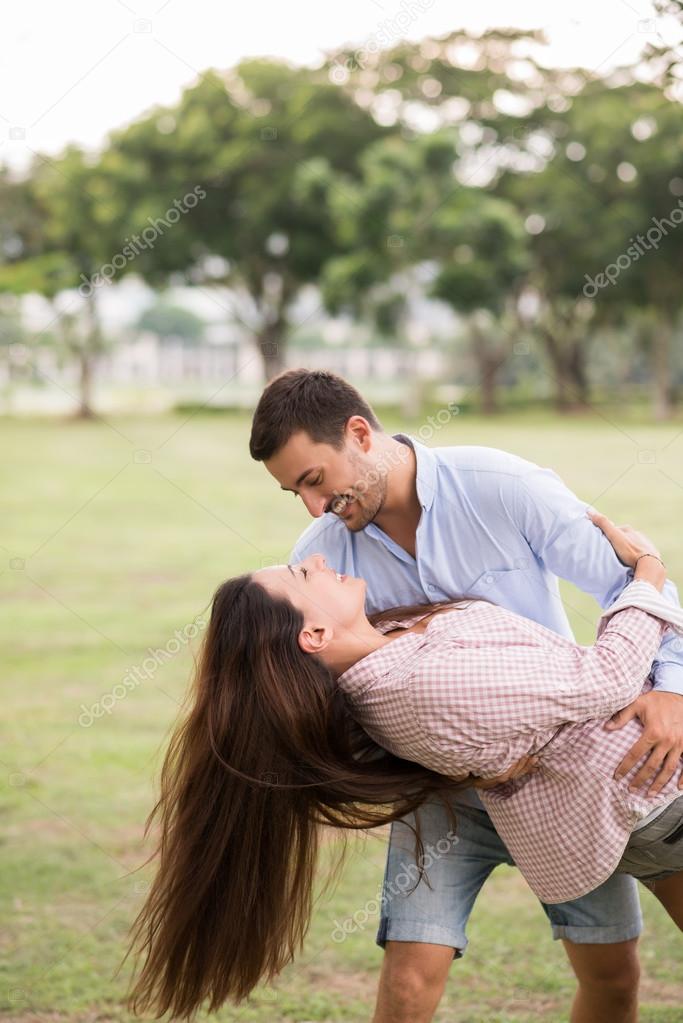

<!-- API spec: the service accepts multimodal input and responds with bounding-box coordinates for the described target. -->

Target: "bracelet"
[634,553,665,569]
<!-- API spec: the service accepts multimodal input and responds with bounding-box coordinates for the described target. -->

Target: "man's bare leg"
[563,938,640,1023]
[647,872,683,930]
[371,941,454,1023]
[371,937,641,1023]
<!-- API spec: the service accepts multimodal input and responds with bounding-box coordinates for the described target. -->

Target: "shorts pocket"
[633,798,683,847]
[662,819,683,845]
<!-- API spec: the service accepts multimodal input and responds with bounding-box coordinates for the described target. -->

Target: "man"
[249,368,683,1023]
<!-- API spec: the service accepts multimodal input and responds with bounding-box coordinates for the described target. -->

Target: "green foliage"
[0,28,681,408]
[104,61,388,374]
[499,78,683,310]
[137,298,205,345]
[428,195,529,314]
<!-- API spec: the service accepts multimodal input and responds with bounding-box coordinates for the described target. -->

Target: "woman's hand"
[588,508,666,591]
[587,509,661,568]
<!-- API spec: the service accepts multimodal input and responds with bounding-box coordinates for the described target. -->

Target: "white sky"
[0,0,674,171]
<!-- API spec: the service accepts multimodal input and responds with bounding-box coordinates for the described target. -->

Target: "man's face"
[264,425,387,531]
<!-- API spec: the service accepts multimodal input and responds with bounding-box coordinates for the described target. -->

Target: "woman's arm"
[410,598,668,781]
[463,544,676,789]
[408,585,670,781]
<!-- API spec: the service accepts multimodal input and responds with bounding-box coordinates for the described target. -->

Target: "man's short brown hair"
[249,369,383,462]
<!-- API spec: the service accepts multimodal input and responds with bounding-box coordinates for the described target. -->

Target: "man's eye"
[310,475,323,486]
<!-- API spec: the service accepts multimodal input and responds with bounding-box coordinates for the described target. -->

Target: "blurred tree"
[327,29,554,128]
[428,196,529,412]
[2,37,680,418]
[321,131,529,412]
[137,299,205,346]
[0,148,124,417]
[500,77,683,416]
[0,297,27,408]
[108,62,388,379]
[326,32,596,411]
[644,1,683,92]
[333,30,683,416]
[0,165,46,265]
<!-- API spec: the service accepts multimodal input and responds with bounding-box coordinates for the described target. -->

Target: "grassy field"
[1,406,683,1023]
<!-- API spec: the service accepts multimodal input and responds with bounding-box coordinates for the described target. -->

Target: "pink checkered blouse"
[337,579,683,902]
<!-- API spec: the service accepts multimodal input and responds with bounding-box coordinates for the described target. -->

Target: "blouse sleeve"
[406,602,668,780]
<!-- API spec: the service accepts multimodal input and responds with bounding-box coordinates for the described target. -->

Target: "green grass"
[1,407,682,1022]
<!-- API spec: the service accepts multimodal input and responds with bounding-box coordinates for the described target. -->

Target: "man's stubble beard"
[342,454,388,532]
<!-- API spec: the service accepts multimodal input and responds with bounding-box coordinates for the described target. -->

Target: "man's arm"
[511,463,683,794]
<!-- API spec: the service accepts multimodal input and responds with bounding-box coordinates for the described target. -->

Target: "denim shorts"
[617,795,683,887]
[375,793,642,957]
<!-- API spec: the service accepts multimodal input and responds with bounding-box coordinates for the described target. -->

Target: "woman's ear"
[298,623,334,655]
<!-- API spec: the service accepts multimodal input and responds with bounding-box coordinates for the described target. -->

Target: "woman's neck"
[323,618,394,678]
[324,605,455,678]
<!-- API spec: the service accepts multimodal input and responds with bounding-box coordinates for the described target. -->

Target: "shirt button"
[426,583,435,592]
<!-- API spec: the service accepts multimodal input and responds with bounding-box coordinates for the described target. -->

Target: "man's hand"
[607,690,683,794]
[470,754,539,790]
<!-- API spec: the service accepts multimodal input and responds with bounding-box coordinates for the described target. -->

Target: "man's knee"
[374,941,455,1022]
[564,938,640,999]
[383,940,454,990]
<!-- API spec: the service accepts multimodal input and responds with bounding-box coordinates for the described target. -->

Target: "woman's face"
[255,554,366,637]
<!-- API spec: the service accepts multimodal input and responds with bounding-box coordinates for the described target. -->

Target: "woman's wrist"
[634,554,666,592]
[634,553,665,570]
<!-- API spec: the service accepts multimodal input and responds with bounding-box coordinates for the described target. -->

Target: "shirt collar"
[392,433,438,512]
[336,630,424,698]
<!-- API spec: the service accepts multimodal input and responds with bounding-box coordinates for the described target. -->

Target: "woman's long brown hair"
[125,578,472,1018]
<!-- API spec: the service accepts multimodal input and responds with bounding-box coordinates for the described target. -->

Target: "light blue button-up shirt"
[290,435,683,696]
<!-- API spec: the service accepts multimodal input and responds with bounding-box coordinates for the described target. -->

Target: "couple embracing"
[127,369,683,1022]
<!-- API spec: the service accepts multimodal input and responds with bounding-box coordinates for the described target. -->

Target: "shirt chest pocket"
[467,566,522,597]
[464,566,548,620]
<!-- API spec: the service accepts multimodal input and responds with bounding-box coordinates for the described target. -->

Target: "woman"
[127,513,683,1018]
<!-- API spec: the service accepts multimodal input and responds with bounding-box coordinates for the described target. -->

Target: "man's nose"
[302,493,328,518]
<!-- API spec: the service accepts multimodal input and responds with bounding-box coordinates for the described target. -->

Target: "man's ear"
[345,415,373,453]
[298,623,334,655]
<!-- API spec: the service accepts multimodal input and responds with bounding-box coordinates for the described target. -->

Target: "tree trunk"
[77,350,95,419]
[567,339,589,407]
[74,291,102,419]
[256,322,286,381]
[539,326,588,412]
[399,347,423,418]
[469,323,505,414]
[479,354,501,414]
[651,322,673,421]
